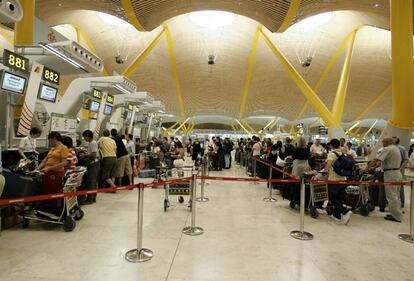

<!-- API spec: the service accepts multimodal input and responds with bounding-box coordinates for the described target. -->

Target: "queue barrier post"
[290,178,314,241]
[125,183,153,262]
[196,158,209,202]
[263,165,277,202]
[398,181,414,243]
[183,169,204,236]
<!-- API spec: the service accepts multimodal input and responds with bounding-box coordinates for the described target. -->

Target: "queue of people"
[17,127,414,226]
[236,135,414,225]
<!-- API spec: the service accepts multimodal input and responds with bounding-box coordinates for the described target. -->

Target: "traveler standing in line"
[79,130,100,204]
[392,137,409,209]
[126,134,136,183]
[192,138,202,162]
[357,143,367,157]
[310,138,324,157]
[18,127,42,159]
[291,137,310,178]
[111,129,133,186]
[61,136,78,169]
[339,137,348,154]
[222,138,232,169]
[97,129,117,188]
[365,138,402,222]
[323,138,352,225]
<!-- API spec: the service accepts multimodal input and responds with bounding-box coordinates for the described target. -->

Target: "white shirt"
[19,136,36,152]
[347,149,357,158]
[310,144,324,156]
[126,141,135,157]
[252,142,261,156]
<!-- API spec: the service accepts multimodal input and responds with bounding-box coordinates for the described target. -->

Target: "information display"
[128,104,134,111]
[106,94,114,104]
[89,100,100,113]
[127,110,132,120]
[3,49,29,73]
[92,88,102,100]
[42,66,60,85]
[38,83,58,103]
[0,70,27,95]
[103,104,112,115]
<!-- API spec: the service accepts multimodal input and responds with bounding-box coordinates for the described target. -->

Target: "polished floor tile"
[0,166,413,281]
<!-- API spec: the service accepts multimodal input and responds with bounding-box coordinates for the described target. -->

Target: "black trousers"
[329,184,348,219]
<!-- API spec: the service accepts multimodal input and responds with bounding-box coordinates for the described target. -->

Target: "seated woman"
[35,132,69,207]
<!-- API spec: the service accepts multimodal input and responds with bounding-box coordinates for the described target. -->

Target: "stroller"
[21,167,87,232]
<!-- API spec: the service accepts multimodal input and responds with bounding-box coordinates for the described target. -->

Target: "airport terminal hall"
[1,0,414,280]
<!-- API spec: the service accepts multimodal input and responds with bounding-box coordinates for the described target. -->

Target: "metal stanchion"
[264,165,277,202]
[398,181,414,243]
[253,157,257,184]
[183,170,204,236]
[125,183,153,262]
[290,178,313,241]
[196,159,209,202]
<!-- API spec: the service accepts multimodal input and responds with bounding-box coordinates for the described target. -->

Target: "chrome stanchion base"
[196,197,210,202]
[398,234,414,243]
[182,226,204,236]
[290,230,314,241]
[125,248,153,263]
[263,197,277,202]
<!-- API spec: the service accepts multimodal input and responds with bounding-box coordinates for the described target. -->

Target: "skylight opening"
[189,11,236,29]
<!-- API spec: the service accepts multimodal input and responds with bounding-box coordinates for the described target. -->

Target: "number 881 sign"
[42,66,60,85]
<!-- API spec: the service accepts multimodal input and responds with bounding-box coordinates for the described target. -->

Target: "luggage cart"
[308,172,329,219]
[345,173,374,216]
[163,167,193,212]
[22,167,87,232]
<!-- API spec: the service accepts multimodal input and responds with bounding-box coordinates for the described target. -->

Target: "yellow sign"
[3,49,29,73]
[92,89,102,100]
[42,66,60,85]
[106,94,114,104]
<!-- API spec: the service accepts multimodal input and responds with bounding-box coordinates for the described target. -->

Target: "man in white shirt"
[310,139,324,156]
[346,142,357,158]
[18,127,42,159]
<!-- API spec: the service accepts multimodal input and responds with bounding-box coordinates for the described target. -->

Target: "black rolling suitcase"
[1,169,41,199]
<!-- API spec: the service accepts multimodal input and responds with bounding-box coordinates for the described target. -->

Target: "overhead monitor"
[0,70,27,95]
[103,104,112,115]
[38,83,58,103]
[127,110,132,120]
[89,100,100,113]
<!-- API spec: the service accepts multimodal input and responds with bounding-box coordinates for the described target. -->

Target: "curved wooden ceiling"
[36,0,398,32]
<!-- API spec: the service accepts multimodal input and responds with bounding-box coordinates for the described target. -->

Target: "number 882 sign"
[42,66,60,85]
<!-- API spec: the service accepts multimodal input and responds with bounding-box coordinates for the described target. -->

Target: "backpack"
[332,151,354,177]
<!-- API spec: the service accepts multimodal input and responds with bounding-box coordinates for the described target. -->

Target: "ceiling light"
[189,11,235,29]
[39,42,87,72]
[112,83,132,95]
[294,12,333,30]
[98,12,130,27]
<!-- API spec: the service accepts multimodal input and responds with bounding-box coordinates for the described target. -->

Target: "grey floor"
[0,166,413,281]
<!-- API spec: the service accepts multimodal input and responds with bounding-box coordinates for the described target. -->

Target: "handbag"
[404,167,414,178]
[276,156,286,167]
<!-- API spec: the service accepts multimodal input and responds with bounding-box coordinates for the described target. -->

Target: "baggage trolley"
[345,173,374,216]
[22,167,87,232]
[308,172,329,219]
[163,167,192,212]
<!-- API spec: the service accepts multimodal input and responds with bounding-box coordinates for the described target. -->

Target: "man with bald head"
[366,138,402,222]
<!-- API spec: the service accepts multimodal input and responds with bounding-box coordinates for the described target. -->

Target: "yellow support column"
[14,0,35,45]
[164,24,186,118]
[389,0,414,129]
[122,27,166,78]
[331,29,358,125]
[239,25,262,119]
[260,29,336,127]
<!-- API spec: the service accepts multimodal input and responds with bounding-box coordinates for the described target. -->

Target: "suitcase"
[148,156,160,170]
[1,169,41,199]
[139,169,156,178]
